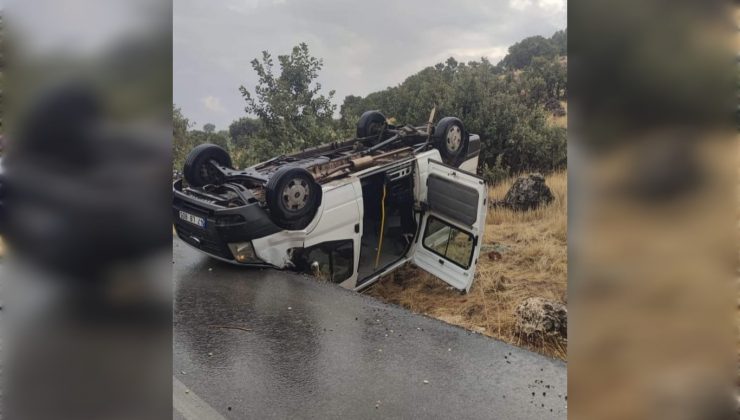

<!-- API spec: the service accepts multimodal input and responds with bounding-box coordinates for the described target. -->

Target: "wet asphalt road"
[173,238,567,419]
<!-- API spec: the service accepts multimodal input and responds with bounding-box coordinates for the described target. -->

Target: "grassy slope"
[367,171,568,360]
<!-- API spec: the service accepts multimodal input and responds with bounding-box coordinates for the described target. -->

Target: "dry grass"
[366,171,568,360]
[547,101,568,129]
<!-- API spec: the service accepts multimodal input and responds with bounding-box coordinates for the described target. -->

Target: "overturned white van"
[173,110,488,292]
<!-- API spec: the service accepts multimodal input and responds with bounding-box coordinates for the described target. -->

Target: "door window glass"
[422,216,474,269]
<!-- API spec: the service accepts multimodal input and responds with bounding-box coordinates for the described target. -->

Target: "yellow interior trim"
[374,183,387,270]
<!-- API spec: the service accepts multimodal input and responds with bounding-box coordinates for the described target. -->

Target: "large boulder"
[514,297,567,338]
[502,173,554,210]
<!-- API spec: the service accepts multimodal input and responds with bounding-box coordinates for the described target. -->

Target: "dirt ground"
[366,171,568,360]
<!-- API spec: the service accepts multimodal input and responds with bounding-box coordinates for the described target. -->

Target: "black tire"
[356,110,387,139]
[183,144,232,187]
[266,166,322,230]
[433,117,468,167]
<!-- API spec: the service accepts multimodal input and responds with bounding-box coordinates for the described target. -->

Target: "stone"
[502,173,554,211]
[514,297,567,338]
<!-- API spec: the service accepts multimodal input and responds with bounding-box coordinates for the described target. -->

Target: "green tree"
[525,56,567,101]
[228,117,262,159]
[173,105,193,170]
[228,117,260,144]
[238,43,337,158]
[500,35,557,70]
[550,29,567,56]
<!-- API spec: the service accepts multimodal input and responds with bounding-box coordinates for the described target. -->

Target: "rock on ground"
[515,297,567,338]
[502,173,554,211]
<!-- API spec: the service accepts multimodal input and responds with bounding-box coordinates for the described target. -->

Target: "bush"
[482,155,510,185]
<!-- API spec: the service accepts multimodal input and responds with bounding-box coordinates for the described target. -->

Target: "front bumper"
[172,179,281,262]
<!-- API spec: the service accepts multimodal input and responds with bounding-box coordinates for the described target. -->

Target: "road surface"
[173,238,567,419]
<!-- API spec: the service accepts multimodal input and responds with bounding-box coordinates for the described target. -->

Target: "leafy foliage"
[550,29,567,56]
[339,30,567,181]
[228,117,261,147]
[500,31,565,70]
[237,42,337,163]
[172,105,192,171]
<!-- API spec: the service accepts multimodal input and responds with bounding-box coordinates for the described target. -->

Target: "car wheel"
[266,166,322,230]
[433,117,468,167]
[183,144,232,187]
[356,110,387,140]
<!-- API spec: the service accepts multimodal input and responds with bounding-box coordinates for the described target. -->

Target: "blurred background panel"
[1,1,172,419]
[569,0,737,419]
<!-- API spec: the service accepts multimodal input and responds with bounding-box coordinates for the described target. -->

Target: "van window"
[294,240,354,283]
[422,216,474,269]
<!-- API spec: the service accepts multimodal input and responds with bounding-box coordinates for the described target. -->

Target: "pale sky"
[174,0,566,129]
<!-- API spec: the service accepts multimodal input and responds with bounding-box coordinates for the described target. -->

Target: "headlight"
[227,242,259,263]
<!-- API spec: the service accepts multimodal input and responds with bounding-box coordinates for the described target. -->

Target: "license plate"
[179,210,206,228]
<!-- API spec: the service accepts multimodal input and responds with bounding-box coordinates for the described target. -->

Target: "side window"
[422,216,475,269]
[294,240,354,284]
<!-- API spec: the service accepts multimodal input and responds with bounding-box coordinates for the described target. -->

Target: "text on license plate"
[179,211,206,228]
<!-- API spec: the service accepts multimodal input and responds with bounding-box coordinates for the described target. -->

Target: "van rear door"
[412,160,487,292]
